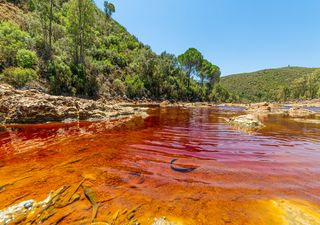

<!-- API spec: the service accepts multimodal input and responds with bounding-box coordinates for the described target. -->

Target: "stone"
[153,217,176,225]
[288,107,316,118]
[227,114,264,129]
[160,101,170,107]
[246,102,283,114]
[0,84,148,124]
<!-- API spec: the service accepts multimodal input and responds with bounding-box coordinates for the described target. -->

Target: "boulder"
[246,102,282,114]
[227,114,264,129]
[288,107,316,118]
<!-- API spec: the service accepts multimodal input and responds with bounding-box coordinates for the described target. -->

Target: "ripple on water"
[1,107,320,224]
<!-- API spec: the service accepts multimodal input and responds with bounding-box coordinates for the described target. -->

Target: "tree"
[306,70,320,99]
[199,59,220,87]
[104,1,115,19]
[178,48,203,89]
[67,0,96,66]
[207,64,221,90]
[32,0,54,59]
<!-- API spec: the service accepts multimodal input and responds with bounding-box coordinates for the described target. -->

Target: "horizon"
[94,0,320,76]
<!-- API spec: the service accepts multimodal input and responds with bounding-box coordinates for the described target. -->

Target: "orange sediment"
[0,107,320,224]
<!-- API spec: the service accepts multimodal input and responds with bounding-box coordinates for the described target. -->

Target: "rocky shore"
[0,84,148,124]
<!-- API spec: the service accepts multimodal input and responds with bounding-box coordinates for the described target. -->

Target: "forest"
[0,0,239,102]
[221,67,320,102]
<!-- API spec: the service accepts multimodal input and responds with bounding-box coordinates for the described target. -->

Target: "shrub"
[48,58,75,95]
[125,75,145,98]
[1,67,38,88]
[112,78,126,96]
[16,49,38,68]
[0,22,31,69]
[209,84,231,103]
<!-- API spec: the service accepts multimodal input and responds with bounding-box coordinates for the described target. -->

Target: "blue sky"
[94,0,320,75]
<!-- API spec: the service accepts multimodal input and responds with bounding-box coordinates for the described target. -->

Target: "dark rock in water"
[23,201,33,209]
[170,159,197,173]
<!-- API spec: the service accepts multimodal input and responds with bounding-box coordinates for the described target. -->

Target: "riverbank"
[1,83,320,125]
[0,84,148,124]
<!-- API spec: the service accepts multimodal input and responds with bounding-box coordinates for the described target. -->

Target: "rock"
[288,107,316,118]
[0,84,148,124]
[246,102,283,114]
[227,114,264,129]
[153,217,176,225]
[292,118,320,124]
[160,101,170,107]
[0,200,36,224]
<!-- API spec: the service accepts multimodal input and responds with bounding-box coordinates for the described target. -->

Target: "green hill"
[221,67,320,102]
[0,0,227,102]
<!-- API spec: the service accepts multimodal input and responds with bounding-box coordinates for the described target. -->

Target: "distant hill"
[221,67,320,102]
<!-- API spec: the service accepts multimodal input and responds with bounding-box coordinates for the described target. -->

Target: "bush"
[0,22,31,69]
[112,79,126,96]
[125,75,145,98]
[209,84,231,103]
[16,49,38,68]
[48,58,75,95]
[1,67,38,88]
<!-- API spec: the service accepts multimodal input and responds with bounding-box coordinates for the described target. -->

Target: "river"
[1,106,320,224]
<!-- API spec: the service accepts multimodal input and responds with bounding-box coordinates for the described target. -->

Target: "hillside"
[221,67,320,102]
[0,0,228,102]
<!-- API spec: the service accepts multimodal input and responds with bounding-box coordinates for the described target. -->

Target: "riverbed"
[1,107,320,224]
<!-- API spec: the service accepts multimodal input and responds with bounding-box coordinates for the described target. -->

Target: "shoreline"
[1,84,320,125]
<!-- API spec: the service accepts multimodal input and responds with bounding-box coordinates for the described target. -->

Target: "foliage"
[125,75,145,98]
[48,57,75,95]
[178,48,203,88]
[104,1,115,18]
[221,67,320,102]
[16,49,38,68]
[0,1,233,102]
[112,78,126,96]
[209,84,239,103]
[1,67,38,88]
[0,22,31,70]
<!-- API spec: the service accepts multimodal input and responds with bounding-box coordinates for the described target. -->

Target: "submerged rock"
[226,114,264,129]
[0,84,147,124]
[287,107,316,118]
[153,217,177,225]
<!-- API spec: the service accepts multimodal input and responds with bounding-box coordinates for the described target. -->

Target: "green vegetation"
[1,67,38,88]
[221,67,320,102]
[0,0,237,102]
